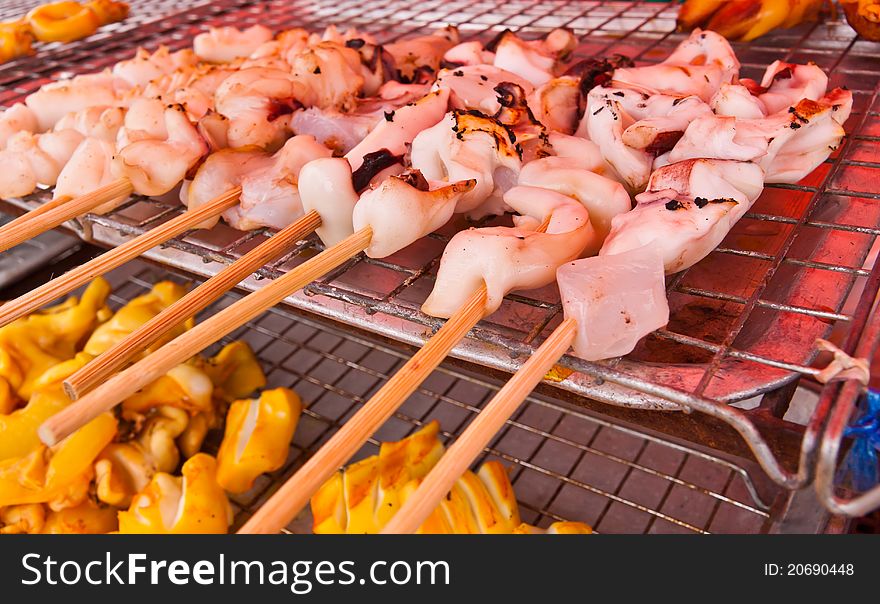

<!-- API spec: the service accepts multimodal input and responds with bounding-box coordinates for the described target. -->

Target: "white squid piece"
[112,46,198,89]
[346,88,450,171]
[225,135,332,231]
[443,41,495,67]
[491,28,576,86]
[352,170,476,258]
[25,72,128,132]
[114,103,208,197]
[214,67,298,149]
[410,111,521,217]
[288,42,366,112]
[434,64,534,115]
[53,138,123,212]
[517,156,632,253]
[557,245,669,361]
[601,159,764,273]
[422,184,595,319]
[298,157,360,247]
[752,60,829,116]
[612,30,739,101]
[194,25,273,64]
[710,84,767,119]
[0,129,83,199]
[668,91,851,184]
[385,26,459,82]
[0,104,38,149]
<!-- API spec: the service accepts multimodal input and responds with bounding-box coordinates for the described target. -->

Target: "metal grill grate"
[1,1,879,495]
[98,259,776,534]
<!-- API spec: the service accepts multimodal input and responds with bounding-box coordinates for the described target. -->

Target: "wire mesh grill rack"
[98,259,778,534]
[1,1,879,502]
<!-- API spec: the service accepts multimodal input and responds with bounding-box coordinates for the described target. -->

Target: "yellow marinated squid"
[83,280,193,357]
[0,352,92,461]
[98,341,267,507]
[0,412,116,508]
[0,277,110,412]
[117,453,232,534]
[311,421,593,534]
[216,388,301,493]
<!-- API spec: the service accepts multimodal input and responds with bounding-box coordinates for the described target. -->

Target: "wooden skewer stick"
[39,226,374,447]
[63,210,323,400]
[0,187,241,330]
[238,285,488,534]
[381,318,578,534]
[0,178,133,254]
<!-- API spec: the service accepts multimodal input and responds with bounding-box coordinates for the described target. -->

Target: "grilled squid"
[518,156,632,251]
[214,67,299,149]
[422,184,594,319]
[385,26,459,82]
[24,71,128,132]
[194,25,273,64]
[612,29,739,101]
[410,110,521,217]
[0,104,38,150]
[185,134,331,230]
[490,27,576,86]
[352,170,476,258]
[601,158,764,273]
[298,157,360,247]
[668,91,851,183]
[225,135,332,231]
[0,129,84,199]
[216,388,301,493]
[111,45,198,89]
[346,88,450,172]
[434,64,534,115]
[749,60,829,115]
[113,101,208,197]
[117,453,232,534]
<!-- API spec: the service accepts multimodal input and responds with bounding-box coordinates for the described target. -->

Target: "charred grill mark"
[396,168,430,191]
[484,28,513,53]
[351,149,403,192]
[694,196,737,208]
[345,38,366,49]
[384,110,395,122]
[665,199,685,211]
[645,130,684,156]
[265,98,301,122]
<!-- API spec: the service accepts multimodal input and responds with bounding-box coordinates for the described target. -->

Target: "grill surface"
[97,259,776,534]
[1,1,879,496]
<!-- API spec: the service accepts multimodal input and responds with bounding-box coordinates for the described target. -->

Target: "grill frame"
[0,1,878,505]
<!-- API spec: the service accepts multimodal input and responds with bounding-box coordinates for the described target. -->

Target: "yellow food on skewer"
[0,278,110,412]
[26,1,100,43]
[216,388,301,494]
[311,421,593,535]
[117,453,232,534]
[677,0,827,41]
[84,281,193,357]
[0,20,34,63]
[841,0,880,40]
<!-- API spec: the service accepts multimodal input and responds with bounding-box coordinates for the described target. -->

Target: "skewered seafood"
[677,0,826,42]
[421,184,595,318]
[194,25,273,64]
[601,159,765,273]
[312,421,591,534]
[557,246,669,361]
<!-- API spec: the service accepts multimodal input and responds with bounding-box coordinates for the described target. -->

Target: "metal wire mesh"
[97,258,776,534]
[0,1,878,491]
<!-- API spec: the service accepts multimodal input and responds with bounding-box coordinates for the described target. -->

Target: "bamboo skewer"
[381,318,578,534]
[63,209,323,400]
[0,186,241,330]
[0,178,133,254]
[38,226,374,447]
[238,285,488,535]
